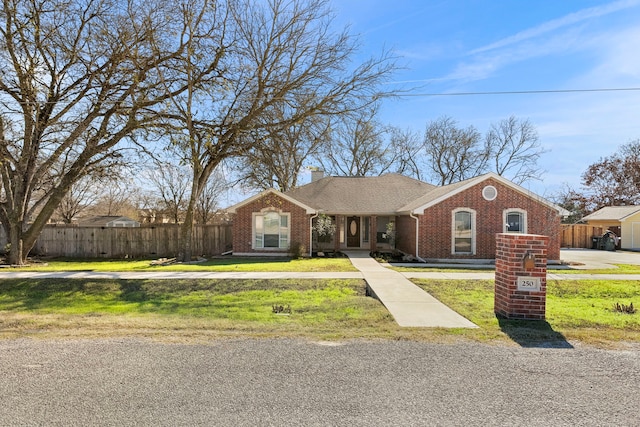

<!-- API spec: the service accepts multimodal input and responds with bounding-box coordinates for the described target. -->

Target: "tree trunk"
[179,204,195,263]
[178,176,203,263]
[7,224,25,265]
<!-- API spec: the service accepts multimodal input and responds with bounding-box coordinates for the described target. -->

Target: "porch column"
[335,215,343,251]
[369,216,378,251]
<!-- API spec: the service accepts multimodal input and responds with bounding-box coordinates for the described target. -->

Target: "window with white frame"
[362,217,370,243]
[254,211,290,249]
[504,209,527,233]
[452,209,476,254]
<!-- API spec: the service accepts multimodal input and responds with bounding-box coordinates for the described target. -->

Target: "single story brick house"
[227,172,566,262]
[582,205,640,250]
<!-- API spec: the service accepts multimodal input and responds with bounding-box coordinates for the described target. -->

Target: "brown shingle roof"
[284,174,436,214]
[582,206,640,221]
[399,179,471,212]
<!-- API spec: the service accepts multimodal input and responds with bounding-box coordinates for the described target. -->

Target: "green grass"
[18,257,640,275]
[0,279,365,318]
[0,278,402,341]
[413,278,640,346]
[391,263,640,275]
[552,264,640,274]
[390,265,495,273]
[1,274,639,347]
[18,256,358,272]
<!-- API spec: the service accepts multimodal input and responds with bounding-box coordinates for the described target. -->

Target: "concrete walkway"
[343,251,478,328]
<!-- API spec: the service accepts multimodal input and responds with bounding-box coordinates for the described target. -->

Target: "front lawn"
[0,278,400,341]
[15,256,358,272]
[552,264,640,274]
[1,276,638,347]
[390,263,640,275]
[413,278,640,346]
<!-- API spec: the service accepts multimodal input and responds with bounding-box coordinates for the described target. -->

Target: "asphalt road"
[0,338,638,426]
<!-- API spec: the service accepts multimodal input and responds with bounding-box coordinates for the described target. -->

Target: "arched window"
[504,209,527,233]
[253,211,290,249]
[452,208,476,254]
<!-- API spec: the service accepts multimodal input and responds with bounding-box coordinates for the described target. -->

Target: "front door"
[347,216,360,247]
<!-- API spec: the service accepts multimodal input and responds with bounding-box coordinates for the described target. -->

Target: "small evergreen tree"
[312,214,336,253]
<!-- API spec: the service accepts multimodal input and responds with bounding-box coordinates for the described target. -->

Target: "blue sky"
[328,0,640,198]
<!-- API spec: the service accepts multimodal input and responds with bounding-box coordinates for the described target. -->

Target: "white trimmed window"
[504,209,527,233]
[253,211,290,249]
[452,208,476,255]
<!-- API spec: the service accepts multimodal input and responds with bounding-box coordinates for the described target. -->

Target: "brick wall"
[417,178,561,260]
[232,193,311,255]
[494,233,548,320]
[396,215,417,255]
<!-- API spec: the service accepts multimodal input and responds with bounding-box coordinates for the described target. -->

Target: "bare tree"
[0,0,219,264]
[52,176,101,223]
[145,161,191,223]
[485,116,546,184]
[195,168,229,224]
[82,172,140,219]
[317,107,396,177]
[135,190,163,224]
[162,0,396,261]
[387,126,425,180]
[232,108,330,191]
[551,183,594,224]
[423,116,486,185]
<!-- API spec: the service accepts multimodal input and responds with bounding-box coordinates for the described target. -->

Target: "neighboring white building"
[582,206,640,250]
[77,215,141,228]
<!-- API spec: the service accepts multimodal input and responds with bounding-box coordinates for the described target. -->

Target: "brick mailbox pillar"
[495,233,548,320]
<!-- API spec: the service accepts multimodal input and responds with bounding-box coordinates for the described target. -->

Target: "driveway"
[560,248,640,269]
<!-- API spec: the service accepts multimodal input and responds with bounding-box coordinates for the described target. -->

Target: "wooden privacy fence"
[561,224,603,249]
[9,224,232,259]
[4,222,601,258]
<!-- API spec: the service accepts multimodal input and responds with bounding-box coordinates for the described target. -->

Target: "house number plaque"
[517,276,541,292]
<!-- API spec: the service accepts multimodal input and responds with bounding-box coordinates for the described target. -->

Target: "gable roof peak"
[226,188,316,214]
[402,172,568,215]
[283,173,436,214]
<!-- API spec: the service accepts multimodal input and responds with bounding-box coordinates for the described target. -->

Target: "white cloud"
[470,0,640,55]
[393,41,452,62]
[442,26,584,83]
[437,0,640,85]
[579,26,640,83]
